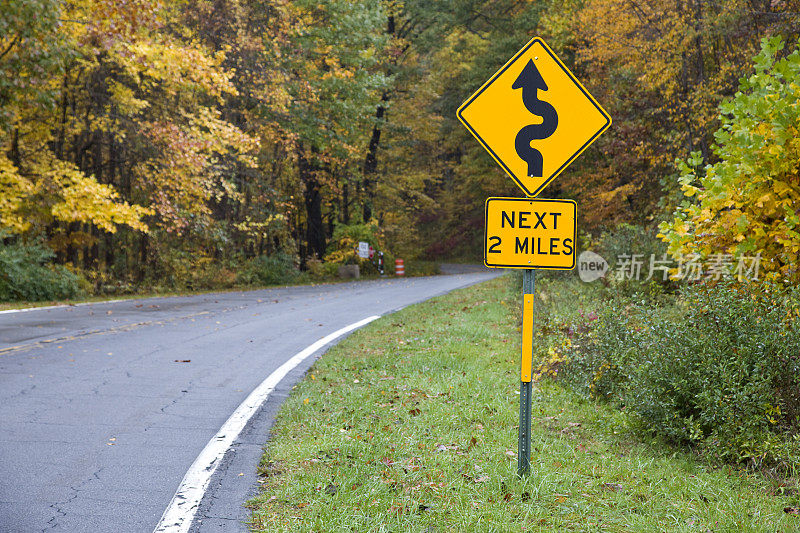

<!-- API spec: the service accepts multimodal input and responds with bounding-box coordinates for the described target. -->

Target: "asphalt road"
[0,271,497,532]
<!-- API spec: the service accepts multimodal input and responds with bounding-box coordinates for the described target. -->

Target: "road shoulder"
[246,276,797,532]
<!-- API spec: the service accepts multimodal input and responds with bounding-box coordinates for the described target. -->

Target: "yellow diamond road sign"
[457,37,611,197]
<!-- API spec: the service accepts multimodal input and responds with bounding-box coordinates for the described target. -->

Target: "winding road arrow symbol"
[513,59,558,178]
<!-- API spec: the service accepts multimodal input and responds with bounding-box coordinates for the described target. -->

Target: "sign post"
[456,36,610,477]
[518,269,535,475]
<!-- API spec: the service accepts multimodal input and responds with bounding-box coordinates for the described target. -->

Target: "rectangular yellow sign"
[484,197,576,270]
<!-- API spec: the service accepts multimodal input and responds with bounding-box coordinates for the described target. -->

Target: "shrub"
[325,221,387,271]
[404,260,440,277]
[660,37,800,284]
[0,241,84,301]
[594,223,666,271]
[562,282,800,466]
[591,223,672,301]
[239,253,300,286]
[188,260,239,290]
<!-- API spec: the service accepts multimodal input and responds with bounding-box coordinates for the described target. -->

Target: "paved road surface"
[0,273,497,532]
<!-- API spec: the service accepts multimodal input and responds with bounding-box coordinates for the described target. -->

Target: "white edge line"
[153,314,382,533]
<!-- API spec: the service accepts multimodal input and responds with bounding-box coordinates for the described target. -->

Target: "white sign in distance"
[357,241,370,259]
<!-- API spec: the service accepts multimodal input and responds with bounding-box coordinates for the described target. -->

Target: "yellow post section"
[520,294,535,382]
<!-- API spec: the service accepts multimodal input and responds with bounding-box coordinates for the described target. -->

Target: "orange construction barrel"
[395,258,404,276]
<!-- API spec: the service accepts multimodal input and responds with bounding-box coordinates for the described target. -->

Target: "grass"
[247,275,800,532]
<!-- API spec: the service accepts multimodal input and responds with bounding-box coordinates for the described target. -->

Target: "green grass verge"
[247,276,800,532]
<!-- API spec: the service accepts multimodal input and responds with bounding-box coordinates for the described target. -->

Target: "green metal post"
[518,269,535,476]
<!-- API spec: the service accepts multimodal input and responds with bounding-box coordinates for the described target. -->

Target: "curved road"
[0,272,496,532]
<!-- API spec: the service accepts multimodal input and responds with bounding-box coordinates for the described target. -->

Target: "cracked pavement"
[0,271,496,532]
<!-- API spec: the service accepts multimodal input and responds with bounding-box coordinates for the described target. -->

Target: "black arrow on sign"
[513,59,558,178]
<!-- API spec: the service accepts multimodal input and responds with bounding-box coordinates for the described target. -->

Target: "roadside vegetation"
[248,276,800,531]
[0,244,440,310]
[4,1,800,301]
[559,279,800,468]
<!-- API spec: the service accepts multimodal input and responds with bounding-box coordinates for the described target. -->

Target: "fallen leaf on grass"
[602,483,624,492]
[785,506,800,515]
[324,483,338,495]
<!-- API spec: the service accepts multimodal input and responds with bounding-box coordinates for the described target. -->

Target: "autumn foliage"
[2,0,800,294]
[660,37,800,283]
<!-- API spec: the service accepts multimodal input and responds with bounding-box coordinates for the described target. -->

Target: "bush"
[660,37,800,284]
[188,259,239,290]
[325,221,387,273]
[562,282,800,466]
[404,260,440,276]
[239,253,301,286]
[0,241,84,301]
[594,224,666,270]
[591,223,673,300]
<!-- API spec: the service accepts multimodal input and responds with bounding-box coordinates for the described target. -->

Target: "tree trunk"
[138,233,148,283]
[362,93,389,222]
[88,225,99,270]
[342,181,350,224]
[298,145,326,260]
[10,127,20,167]
[67,222,80,266]
[104,130,117,271]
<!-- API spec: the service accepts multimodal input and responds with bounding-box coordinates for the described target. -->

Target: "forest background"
[3,0,800,299]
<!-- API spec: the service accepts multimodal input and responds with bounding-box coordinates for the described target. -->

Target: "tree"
[271,0,390,259]
[541,0,800,232]
[660,37,800,283]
